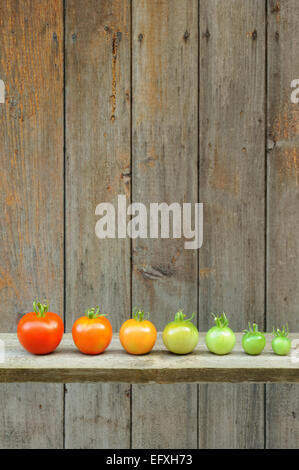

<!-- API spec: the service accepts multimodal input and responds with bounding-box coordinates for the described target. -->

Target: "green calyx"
[272,325,289,338]
[85,306,106,319]
[133,310,148,322]
[243,322,261,334]
[174,310,195,323]
[211,312,229,328]
[33,300,49,318]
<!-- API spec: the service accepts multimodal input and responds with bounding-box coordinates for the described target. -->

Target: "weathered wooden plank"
[65,0,131,449]
[199,0,266,448]
[0,383,63,448]
[0,0,64,448]
[131,0,198,449]
[1,333,299,383]
[266,0,299,449]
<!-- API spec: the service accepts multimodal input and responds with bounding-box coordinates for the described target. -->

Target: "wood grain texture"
[65,0,131,448]
[267,0,299,448]
[0,0,298,450]
[0,0,64,448]
[198,383,265,449]
[131,0,198,449]
[0,333,299,383]
[0,383,63,449]
[199,0,266,448]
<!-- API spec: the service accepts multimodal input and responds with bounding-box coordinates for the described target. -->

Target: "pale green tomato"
[205,313,236,355]
[272,326,291,356]
[242,323,266,355]
[163,311,199,355]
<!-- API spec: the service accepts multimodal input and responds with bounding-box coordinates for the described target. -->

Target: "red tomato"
[119,310,157,355]
[17,301,64,355]
[72,306,112,355]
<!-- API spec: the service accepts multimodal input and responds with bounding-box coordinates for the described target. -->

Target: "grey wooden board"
[199,0,266,448]
[65,383,131,449]
[0,0,64,448]
[131,0,199,449]
[266,0,299,449]
[65,0,131,449]
[0,384,63,449]
[198,383,265,449]
[0,333,299,383]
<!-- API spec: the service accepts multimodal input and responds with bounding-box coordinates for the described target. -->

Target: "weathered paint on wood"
[0,333,299,383]
[199,0,266,449]
[0,0,64,448]
[131,0,198,449]
[266,0,299,449]
[65,0,131,449]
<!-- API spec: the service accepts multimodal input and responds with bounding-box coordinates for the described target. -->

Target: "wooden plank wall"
[198,0,266,448]
[266,0,299,448]
[131,0,198,448]
[0,0,64,448]
[64,0,131,448]
[0,0,298,448]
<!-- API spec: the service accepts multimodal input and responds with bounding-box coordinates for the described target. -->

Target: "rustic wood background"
[0,0,298,448]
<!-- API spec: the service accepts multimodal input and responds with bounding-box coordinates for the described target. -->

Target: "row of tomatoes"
[17,301,291,357]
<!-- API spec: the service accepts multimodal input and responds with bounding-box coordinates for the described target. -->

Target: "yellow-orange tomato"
[72,307,112,355]
[119,310,157,355]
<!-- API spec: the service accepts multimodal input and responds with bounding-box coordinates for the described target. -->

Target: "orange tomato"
[72,306,112,355]
[119,310,157,355]
[17,301,64,355]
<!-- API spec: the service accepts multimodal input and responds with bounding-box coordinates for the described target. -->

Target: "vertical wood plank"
[267,0,299,448]
[0,0,64,448]
[199,0,266,448]
[132,0,198,449]
[65,0,131,448]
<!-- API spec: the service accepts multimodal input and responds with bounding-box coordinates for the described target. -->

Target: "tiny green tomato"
[272,326,291,356]
[242,323,266,355]
[205,313,236,355]
[162,311,199,355]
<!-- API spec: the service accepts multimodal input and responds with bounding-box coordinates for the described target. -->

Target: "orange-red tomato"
[17,301,64,355]
[72,307,112,355]
[119,310,157,355]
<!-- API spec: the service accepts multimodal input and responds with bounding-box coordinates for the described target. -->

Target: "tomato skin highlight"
[242,323,266,355]
[162,311,199,355]
[72,310,112,355]
[205,313,236,355]
[17,302,64,355]
[119,311,157,355]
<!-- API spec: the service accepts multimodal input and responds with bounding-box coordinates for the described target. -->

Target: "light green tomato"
[205,313,236,355]
[242,323,266,355]
[272,326,291,356]
[162,311,199,355]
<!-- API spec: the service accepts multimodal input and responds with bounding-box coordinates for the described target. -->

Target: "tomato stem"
[174,310,195,323]
[85,306,107,319]
[272,325,289,337]
[243,322,261,334]
[133,310,148,322]
[211,312,229,328]
[33,300,49,318]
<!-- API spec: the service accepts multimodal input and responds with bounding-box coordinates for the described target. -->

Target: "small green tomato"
[205,313,236,355]
[162,311,199,355]
[272,326,291,356]
[242,323,266,355]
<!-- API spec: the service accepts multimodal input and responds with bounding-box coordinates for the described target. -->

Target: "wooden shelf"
[0,333,298,384]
